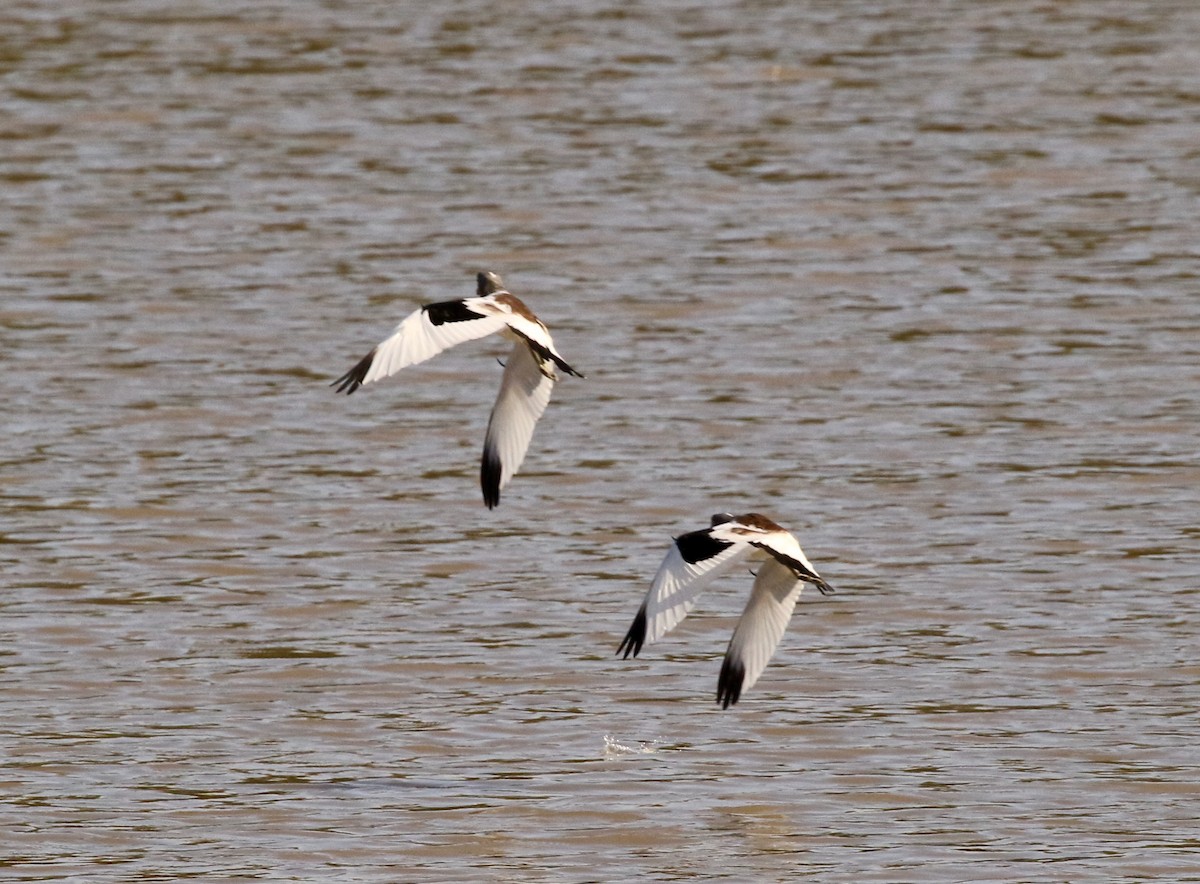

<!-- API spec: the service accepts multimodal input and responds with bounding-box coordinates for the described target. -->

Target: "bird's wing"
[479,342,555,508]
[735,522,833,594]
[716,557,805,709]
[617,529,753,658]
[500,313,583,379]
[468,292,584,380]
[333,298,510,393]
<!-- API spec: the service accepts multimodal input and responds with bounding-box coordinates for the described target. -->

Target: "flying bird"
[617,513,834,708]
[333,271,583,508]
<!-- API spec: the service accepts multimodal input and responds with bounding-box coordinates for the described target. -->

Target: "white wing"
[617,532,753,658]
[716,558,805,708]
[489,305,583,379]
[333,299,510,393]
[725,518,832,595]
[480,342,555,508]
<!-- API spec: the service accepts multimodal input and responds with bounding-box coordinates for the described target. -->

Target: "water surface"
[3,1,1199,880]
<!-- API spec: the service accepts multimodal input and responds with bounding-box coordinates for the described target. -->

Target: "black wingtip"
[480,446,502,509]
[716,656,745,709]
[332,347,377,394]
[616,606,647,659]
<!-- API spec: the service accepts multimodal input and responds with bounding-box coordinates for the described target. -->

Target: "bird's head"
[477,271,505,295]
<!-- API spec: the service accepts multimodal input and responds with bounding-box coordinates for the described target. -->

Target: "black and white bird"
[333,271,583,508]
[617,513,834,709]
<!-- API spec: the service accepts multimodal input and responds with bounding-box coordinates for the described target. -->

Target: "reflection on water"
[3,0,1199,880]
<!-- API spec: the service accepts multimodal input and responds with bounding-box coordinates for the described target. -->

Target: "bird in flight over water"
[617,512,835,708]
[333,271,583,508]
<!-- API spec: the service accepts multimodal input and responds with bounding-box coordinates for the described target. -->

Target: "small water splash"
[603,734,663,757]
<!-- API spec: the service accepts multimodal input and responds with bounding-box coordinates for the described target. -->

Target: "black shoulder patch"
[616,605,648,659]
[480,445,502,509]
[512,332,555,368]
[511,332,583,379]
[675,529,733,565]
[331,347,377,394]
[716,654,745,709]
[751,543,820,583]
[424,300,485,326]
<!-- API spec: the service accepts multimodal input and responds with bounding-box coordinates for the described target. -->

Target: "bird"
[617,512,834,708]
[333,271,583,508]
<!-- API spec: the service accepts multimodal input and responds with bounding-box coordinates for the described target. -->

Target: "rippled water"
[3,1,1200,880]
